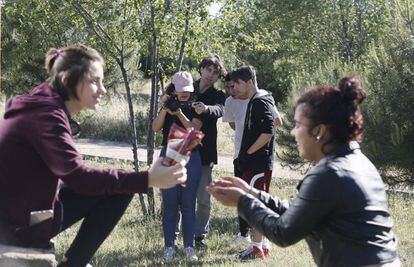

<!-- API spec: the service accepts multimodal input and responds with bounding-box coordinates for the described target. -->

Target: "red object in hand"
[162,123,204,166]
[162,123,204,186]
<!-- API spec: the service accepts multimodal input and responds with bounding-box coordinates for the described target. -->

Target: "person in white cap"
[152,71,203,262]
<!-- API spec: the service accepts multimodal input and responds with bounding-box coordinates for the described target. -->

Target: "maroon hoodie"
[0,83,148,247]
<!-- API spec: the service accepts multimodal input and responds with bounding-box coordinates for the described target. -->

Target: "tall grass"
[55,159,414,267]
[74,78,152,143]
[76,96,149,143]
[216,119,236,156]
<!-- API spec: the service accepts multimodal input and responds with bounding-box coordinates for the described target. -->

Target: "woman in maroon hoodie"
[0,44,187,267]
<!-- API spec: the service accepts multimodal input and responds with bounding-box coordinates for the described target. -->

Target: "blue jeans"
[161,149,201,248]
[195,164,213,238]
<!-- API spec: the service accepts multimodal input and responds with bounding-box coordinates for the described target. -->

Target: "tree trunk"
[146,46,158,216]
[176,0,191,72]
[145,3,159,216]
[71,0,149,215]
[118,58,148,216]
[159,72,165,94]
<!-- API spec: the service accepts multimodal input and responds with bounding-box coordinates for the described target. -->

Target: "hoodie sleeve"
[253,98,275,134]
[205,90,225,118]
[30,107,148,195]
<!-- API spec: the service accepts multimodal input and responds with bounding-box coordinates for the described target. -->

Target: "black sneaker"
[194,237,208,250]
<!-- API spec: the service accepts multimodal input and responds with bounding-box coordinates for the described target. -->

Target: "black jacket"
[194,80,225,165]
[238,90,275,172]
[238,142,398,266]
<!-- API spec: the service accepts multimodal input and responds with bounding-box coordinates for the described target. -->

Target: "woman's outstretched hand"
[148,157,187,189]
[206,176,249,207]
[221,176,250,192]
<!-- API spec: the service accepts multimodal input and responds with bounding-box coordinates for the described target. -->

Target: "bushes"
[76,96,151,145]
[278,37,414,185]
[362,36,414,185]
[278,58,365,169]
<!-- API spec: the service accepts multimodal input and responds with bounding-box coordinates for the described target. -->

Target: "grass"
[216,119,236,156]
[54,159,414,267]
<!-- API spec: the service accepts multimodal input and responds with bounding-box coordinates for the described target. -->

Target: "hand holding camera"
[163,94,193,113]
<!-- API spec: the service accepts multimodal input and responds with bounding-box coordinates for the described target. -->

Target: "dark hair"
[198,54,227,78]
[45,44,104,101]
[296,76,367,145]
[165,83,175,95]
[228,65,257,85]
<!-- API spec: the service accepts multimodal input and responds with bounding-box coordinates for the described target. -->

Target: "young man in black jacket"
[191,55,227,249]
[229,66,276,260]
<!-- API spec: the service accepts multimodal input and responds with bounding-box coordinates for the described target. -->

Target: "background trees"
[1,0,413,186]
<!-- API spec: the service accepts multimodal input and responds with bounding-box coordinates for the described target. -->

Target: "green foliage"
[1,0,61,96]
[76,96,149,144]
[273,0,414,184]
[280,43,414,184]
[277,59,364,170]
[362,34,414,184]
[2,0,413,185]
[217,0,391,104]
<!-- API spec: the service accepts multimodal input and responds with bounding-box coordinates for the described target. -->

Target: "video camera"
[164,94,193,112]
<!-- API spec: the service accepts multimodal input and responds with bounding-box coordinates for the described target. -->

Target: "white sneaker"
[163,247,175,261]
[262,237,272,249]
[230,233,251,246]
[184,247,198,261]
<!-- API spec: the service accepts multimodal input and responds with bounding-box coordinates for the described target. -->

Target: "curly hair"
[296,76,367,145]
[198,54,227,78]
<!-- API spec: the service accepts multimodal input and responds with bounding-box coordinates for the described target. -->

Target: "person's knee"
[118,193,134,203]
[110,194,134,210]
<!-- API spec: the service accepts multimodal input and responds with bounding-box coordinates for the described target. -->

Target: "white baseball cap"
[172,71,194,93]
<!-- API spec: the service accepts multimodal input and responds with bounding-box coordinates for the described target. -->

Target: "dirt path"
[74,138,302,180]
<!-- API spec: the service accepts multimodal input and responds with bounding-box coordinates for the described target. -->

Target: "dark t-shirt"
[193,80,225,165]
[238,93,275,172]
[161,106,201,148]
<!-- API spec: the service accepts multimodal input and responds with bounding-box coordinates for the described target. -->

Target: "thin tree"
[71,0,148,215]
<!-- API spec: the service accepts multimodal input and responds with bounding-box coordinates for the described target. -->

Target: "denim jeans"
[195,164,213,239]
[161,149,201,248]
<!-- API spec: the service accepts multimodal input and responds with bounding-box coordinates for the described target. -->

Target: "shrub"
[76,96,150,144]
[363,35,414,185]
[278,58,365,169]
[278,45,414,185]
